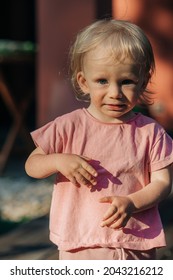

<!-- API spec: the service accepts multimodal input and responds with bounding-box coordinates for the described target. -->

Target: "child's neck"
[86,106,136,124]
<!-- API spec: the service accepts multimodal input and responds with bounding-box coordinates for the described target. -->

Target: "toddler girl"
[25,19,173,260]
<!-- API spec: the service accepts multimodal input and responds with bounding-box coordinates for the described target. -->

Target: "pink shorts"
[59,247,156,260]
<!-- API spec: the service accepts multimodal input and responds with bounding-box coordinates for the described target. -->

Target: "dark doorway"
[96,0,112,19]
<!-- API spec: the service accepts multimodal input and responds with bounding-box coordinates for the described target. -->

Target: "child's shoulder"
[135,113,164,130]
[54,108,84,122]
[134,113,167,141]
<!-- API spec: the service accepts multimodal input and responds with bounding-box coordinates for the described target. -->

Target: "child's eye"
[121,79,136,85]
[97,79,108,85]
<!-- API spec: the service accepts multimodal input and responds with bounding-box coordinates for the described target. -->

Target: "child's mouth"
[106,104,126,110]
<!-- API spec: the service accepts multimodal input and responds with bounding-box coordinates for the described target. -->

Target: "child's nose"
[108,84,122,98]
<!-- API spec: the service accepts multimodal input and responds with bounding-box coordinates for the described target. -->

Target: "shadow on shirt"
[89,160,122,192]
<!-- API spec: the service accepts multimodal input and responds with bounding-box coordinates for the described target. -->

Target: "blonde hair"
[69,19,155,102]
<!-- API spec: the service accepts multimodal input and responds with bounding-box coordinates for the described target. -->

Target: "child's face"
[77,46,143,123]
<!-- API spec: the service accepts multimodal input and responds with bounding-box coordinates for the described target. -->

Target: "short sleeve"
[149,130,173,172]
[31,119,63,154]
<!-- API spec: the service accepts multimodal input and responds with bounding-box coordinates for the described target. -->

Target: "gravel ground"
[0,157,53,222]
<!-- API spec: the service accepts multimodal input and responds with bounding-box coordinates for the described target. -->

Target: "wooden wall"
[36,0,95,126]
[113,0,173,132]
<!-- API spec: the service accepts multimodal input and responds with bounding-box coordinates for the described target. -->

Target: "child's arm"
[25,147,98,187]
[100,165,172,229]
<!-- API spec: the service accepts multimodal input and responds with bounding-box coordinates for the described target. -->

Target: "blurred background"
[0,0,173,260]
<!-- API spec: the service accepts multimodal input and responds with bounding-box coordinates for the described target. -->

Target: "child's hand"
[56,154,98,187]
[99,196,135,229]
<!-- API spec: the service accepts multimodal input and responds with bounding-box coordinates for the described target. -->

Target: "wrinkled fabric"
[59,247,156,260]
[31,108,173,251]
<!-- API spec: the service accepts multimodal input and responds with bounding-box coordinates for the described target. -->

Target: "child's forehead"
[83,45,135,65]
[85,46,110,59]
[82,47,141,76]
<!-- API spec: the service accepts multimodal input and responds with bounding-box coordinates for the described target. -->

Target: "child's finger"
[109,219,124,229]
[99,197,116,220]
[100,211,119,227]
[80,158,98,177]
[99,196,114,203]
[110,217,128,229]
[101,204,119,222]
[67,175,80,187]
[79,168,97,185]
[80,155,92,161]
[99,196,119,225]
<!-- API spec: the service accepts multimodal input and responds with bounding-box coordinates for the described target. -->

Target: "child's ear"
[77,71,89,94]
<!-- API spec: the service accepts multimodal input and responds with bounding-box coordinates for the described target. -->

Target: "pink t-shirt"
[31,108,173,251]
